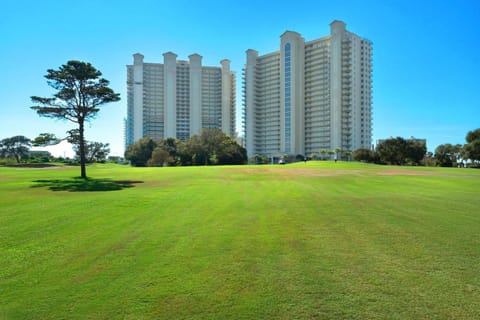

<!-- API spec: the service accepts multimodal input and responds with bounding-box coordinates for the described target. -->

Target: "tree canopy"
[376,137,426,165]
[125,129,247,167]
[462,128,480,164]
[0,136,31,163]
[74,141,110,163]
[31,60,120,178]
[352,148,376,163]
[434,144,462,167]
[125,137,157,167]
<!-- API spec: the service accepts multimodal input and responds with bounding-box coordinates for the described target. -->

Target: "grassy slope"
[0,162,479,319]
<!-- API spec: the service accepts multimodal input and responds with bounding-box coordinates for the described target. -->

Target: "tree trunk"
[79,120,87,179]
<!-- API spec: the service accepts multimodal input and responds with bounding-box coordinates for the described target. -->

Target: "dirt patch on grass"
[226,166,435,178]
[226,167,362,177]
[376,168,433,176]
[73,233,140,283]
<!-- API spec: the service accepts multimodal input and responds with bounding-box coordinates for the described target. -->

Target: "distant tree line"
[352,137,426,165]
[351,128,480,167]
[124,128,247,167]
[0,134,111,165]
[3,128,479,168]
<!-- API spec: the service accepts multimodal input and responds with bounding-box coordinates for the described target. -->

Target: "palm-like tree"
[343,150,352,161]
[319,149,327,160]
[334,148,341,161]
[327,150,335,160]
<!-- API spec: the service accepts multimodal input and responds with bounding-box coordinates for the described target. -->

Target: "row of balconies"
[305,86,330,93]
[305,88,330,95]
[305,46,329,54]
[304,139,331,146]
[305,79,330,90]
[304,55,330,64]
[305,106,330,113]
[255,69,280,77]
[304,123,331,130]
[305,131,331,138]
[305,116,330,127]
[306,108,331,115]
[305,98,330,105]
[305,74,330,83]
[304,60,330,69]
[305,106,331,113]
[253,79,280,87]
[305,71,329,80]
[305,61,330,71]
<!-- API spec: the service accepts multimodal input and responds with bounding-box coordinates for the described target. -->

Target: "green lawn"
[1,162,479,319]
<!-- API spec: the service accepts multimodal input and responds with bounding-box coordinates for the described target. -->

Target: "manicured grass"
[1,162,479,319]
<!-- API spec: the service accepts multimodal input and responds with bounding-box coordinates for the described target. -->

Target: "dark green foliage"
[215,137,247,165]
[0,136,31,163]
[125,137,157,167]
[296,154,305,161]
[74,141,110,163]
[376,137,426,165]
[181,128,247,165]
[159,137,180,165]
[126,129,247,167]
[147,147,173,167]
[462,128,480,163]
[31,60,120,178]
[466,128,480,143]
[28,150,53,163]
[352,148,376,163]
[376,137,407,165]
[405,140,427,165]
[32,133,60,146]
[435,144,462,167]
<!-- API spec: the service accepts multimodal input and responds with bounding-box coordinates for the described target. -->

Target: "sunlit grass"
[1,162,479,319]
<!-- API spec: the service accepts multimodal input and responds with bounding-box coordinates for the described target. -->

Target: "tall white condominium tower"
[125,53,236,147]
[243,20,372,158]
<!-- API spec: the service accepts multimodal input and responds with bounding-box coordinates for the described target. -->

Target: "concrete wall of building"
[132,53,144,142]
[163,52,177,138]
[189,54,202,136]
[329,20,346,151]
[244,49,258,158]
[221,59,232,136]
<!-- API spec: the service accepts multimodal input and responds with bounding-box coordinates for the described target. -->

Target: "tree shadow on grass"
[31,177,143,192]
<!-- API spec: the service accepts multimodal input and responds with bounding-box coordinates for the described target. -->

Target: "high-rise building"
[125,53,235,148]
[243,20,372,159]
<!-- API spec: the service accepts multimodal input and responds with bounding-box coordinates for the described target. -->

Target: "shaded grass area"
[0,162,479,319]
[1,163,59,168]
[31,177,143,192]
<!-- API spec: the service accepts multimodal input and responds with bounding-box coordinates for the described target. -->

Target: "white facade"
[243,20,373,158]
[125,53,236,148]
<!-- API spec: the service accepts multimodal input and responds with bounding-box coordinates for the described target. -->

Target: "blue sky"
[1,0,479,156]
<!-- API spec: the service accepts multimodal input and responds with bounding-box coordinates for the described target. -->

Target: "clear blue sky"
[1,0,479,156]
